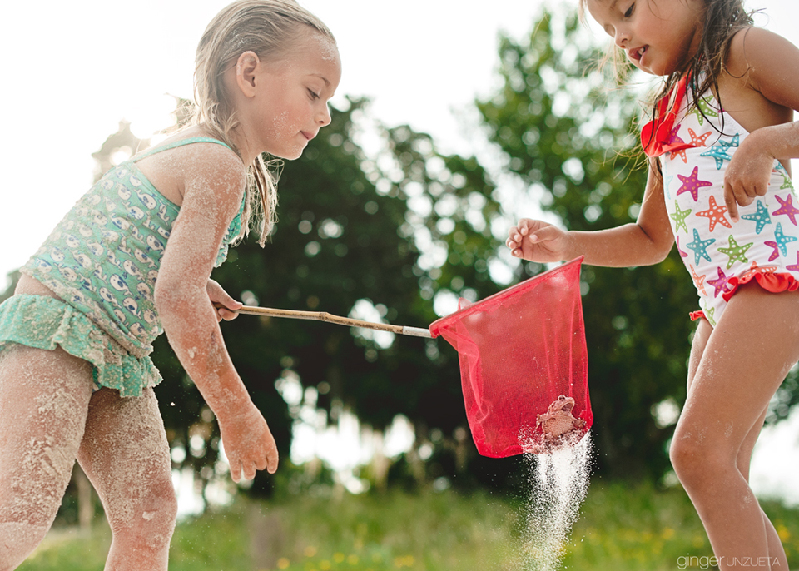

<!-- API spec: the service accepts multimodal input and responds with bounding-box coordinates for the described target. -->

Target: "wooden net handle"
[221,304,432,338]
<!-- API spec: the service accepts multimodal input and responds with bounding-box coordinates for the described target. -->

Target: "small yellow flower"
[277,558,290,570]
[394,555,415,568]
[662,528,675,540]
[347,554,359,565]
[320,560,331,571]
[777,523,791,542]
[304,546,318,558]
[334,553,345,563]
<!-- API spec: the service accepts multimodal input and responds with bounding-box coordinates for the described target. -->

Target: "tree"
[208,98,512,494]
[476,9,699,480]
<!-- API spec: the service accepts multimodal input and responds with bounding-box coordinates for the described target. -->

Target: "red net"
[429,258,591,457]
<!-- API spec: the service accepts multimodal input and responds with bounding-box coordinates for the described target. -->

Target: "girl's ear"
[234,51,261,98]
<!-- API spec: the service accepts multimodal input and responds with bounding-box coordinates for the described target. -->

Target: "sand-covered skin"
[77,387,176,568]
[0,344,92,568]
[152,141,278,481]
[0,343,177,570]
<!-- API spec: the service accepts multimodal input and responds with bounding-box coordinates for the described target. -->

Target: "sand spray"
[519,431,593,571]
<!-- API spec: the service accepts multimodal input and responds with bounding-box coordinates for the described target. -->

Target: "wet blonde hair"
[194,0,336,245]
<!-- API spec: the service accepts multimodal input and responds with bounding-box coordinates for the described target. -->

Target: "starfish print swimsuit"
[643,76,799,327]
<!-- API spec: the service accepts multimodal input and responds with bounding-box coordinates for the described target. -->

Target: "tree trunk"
[74,465,93,532]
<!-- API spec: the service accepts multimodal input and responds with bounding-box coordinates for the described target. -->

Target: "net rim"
[428,256,584,337]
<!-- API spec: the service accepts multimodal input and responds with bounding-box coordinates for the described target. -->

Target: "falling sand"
[519,431,592,571]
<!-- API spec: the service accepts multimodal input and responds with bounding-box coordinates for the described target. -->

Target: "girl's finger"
[724,184,739,222]
[218,308,239,321]
[229,459,242,483]
[266,445,279,474]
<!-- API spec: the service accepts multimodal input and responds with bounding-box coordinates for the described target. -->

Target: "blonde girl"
[507,1,799,568]
[0,1,340,569]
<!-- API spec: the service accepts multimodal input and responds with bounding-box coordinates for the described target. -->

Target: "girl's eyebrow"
[309,73,330,86]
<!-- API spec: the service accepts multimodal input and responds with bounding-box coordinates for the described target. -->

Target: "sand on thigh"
[0,343,93,569]
[77,387,176,570]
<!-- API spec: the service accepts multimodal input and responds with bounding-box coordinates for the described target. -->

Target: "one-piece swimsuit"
[0,137,244,395]
[644,77,799,327]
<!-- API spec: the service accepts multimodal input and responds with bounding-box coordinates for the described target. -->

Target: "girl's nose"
[614,28,630,48]
[317,104,331,127]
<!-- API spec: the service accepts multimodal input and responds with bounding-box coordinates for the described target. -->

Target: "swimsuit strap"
[131,137,231,162]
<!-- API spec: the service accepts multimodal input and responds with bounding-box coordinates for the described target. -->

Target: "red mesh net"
[429,258,592,457]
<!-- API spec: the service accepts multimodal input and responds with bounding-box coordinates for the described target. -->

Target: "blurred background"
[2,1,799,569]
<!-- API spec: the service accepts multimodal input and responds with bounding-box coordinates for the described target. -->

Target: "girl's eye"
[623,2,635,18]
[307,88,320,101]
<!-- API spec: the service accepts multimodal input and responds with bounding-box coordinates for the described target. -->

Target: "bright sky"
[1,1,798,500]
[1,1,796,285]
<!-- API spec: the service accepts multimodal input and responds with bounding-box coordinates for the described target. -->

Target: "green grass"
[18,483,799,571]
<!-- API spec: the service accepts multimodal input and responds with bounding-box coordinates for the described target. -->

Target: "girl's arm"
[723,27,799,220]
[154,143,278,482]
[507,157,674,267]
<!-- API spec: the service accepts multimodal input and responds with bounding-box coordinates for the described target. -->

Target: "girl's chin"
[267,147,304,161]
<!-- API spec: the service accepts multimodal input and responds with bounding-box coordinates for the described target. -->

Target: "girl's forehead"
[585,0,625,20]
[587,0,618,9]
[288,31,338,61]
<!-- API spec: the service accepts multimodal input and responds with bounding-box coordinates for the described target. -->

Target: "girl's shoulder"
[725,27,799,92]
[135,133,247,208]
[716,26,799,129]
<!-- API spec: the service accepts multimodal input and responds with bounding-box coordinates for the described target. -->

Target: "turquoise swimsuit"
[0,137,244,396]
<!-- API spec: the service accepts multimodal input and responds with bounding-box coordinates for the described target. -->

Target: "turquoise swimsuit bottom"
[0,137,244,396]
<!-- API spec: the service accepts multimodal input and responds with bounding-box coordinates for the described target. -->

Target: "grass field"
[19,482,799,571]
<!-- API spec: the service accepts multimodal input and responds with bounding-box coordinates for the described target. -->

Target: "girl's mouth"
[628,45,648,63]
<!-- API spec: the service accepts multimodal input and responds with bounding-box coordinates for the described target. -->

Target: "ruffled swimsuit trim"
[689,267,799,321]
[0,295,161,396]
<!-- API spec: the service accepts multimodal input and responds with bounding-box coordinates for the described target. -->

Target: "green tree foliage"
[476,10,699,479]
[214,97,525,493]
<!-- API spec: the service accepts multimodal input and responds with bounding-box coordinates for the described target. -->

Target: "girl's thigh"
[77,387,174,527]
[676,285,799,454]
[686,317,767,478]
[0,344,93,524]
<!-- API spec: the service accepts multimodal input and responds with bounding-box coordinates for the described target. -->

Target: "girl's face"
[244,33,342,160]
[586,0,705,77]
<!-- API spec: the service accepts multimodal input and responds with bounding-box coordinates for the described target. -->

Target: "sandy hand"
[218,404,279,482]
[206,279,242,322]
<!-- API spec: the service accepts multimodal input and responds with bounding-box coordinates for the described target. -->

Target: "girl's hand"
[723,128,775,222]
[206,279,242,322]
[218,403,279,482]
[506,219,570,262]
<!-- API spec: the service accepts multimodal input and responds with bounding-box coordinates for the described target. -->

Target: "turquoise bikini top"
[22,137,246,358]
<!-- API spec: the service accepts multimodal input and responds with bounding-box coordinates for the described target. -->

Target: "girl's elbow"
[154,276,188,314]
[652,239,675,264]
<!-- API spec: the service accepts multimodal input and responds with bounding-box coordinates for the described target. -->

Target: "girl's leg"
[687,320,788,569]
[77,387,177,571]
[672,285,799,570]
[0,345,93,570]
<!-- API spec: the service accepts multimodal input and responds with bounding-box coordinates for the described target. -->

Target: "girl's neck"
[188,122,252,167]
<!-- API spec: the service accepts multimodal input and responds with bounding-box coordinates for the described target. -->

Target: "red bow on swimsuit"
[640,74,698,157]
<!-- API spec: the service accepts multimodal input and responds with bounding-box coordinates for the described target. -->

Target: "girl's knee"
[107,477,177,547]
[669,431,729,486]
